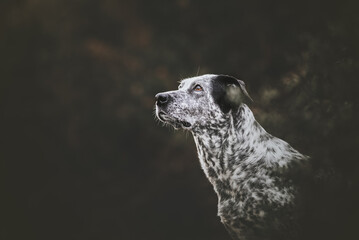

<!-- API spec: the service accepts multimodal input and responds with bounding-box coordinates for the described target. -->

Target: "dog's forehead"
[179,74,217,89]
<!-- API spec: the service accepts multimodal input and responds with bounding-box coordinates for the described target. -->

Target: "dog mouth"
[157,111,192,129]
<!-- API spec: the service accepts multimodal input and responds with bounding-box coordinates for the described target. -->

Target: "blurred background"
[1,0,359,239]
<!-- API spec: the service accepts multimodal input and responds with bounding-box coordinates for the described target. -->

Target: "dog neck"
[192,105,263,165]
[191,104,305,197]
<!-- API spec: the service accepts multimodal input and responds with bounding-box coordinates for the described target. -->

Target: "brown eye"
[193,84,203,91]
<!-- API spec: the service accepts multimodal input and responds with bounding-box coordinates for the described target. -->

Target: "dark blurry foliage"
[1,0,358,239]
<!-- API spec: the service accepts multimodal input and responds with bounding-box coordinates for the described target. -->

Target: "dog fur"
[155,74,309,240]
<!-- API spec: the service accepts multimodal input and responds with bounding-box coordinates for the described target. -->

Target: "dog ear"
[212,75,253,113]
[236,79,253,102]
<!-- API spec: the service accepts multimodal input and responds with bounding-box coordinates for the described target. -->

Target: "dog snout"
[155,93,170,106]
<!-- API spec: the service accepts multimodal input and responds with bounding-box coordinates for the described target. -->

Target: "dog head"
[155,74,252,131]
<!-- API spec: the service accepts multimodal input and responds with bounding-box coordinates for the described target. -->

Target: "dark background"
[1,0,359,239]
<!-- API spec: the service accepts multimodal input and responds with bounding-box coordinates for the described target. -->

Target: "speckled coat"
[155,74,309,240]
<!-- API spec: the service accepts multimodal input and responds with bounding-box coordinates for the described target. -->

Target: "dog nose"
[155,93,169,106]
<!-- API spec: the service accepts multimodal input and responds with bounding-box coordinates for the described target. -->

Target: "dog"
[155,74,309,240]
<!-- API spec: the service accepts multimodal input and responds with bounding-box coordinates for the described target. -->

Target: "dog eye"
[193,85,203,92]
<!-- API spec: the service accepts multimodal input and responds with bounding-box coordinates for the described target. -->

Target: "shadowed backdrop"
[1,0,359,239]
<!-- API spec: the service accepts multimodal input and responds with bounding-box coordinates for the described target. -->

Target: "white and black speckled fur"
[155,74,309,240]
